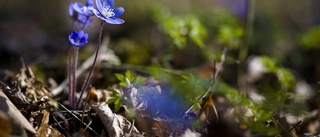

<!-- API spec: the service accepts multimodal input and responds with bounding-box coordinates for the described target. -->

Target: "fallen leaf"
[92,102,140,137]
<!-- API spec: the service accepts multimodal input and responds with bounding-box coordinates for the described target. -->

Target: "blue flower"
[72,0,95,16]
[68,1,94,27]
[93,0,125,24]
[69,30,89,47]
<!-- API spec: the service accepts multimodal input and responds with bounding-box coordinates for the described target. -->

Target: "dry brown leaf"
[36,110,64,137]
[92,102,140,137]
[17,66,51,102]
[88,87,110,103]
[0,110,12,137]
[37,124,64,137]
[0,90,37,136]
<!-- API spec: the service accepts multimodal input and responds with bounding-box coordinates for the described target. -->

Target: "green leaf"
[125,70,135,82]
[188,18,207,48]
[152,6,207,49]
[119,82,128,88]
[259,56,277,72]
[115,73,125,81]
[276,68,295,90]
[217,25,243,49]
[114,97,122,112]
[134,76,147,86]
[300,27,320,49]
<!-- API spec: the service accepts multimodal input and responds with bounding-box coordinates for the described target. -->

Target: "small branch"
[289,120,302,132]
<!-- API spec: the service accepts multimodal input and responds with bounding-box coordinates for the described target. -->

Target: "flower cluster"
[68,0,125,46]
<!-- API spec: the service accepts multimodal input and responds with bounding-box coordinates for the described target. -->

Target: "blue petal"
[93,11,106,20]
[68,3,74,16]
[84,9,94,16]
[73,2,84,14]
[69,36,74,43]
[80,35,88,44]
[77,14,86,20]
[77,14,89,23]
[69,31,76,39]
[96,0,104,13]
[91,7,99,14]
[103,17,125,24]
[74,42,82,46]
[73,2,95,16]
[83,33,89,40]
[85,0,94,6]
[105,0,114,8]
[69,30,88,47]
[74,21,84,26]
[85,17,93,26]
[78,30,85,38]
[69,31,78,45]
[94,11,124,24]
[113,7,124,17]
[74,18,92,27]
[80,38,86,45]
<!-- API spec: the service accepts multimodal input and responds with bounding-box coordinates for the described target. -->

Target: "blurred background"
[1,0,320,136]
[1,0,320,84]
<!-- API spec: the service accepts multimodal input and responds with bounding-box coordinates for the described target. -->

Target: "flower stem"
[68,46,79,109]
[76,21,104,109]
[68,18,89,109]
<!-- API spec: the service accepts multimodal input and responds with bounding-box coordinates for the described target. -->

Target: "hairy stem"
[68,18,89,109]
[76,21,104,109]
[68,46,79,109]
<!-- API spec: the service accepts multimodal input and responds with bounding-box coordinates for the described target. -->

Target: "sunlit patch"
[137,85,187,118]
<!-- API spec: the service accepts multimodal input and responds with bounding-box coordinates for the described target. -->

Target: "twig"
[52,112,69,136]
[289,120,302,132]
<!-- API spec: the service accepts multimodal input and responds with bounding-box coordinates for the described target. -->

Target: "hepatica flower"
[69,0,94,27]
[69,30,88,47]
[73,0,95,16]
[93,0,125,24]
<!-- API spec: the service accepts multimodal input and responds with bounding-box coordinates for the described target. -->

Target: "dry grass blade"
[58,102,100,136]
